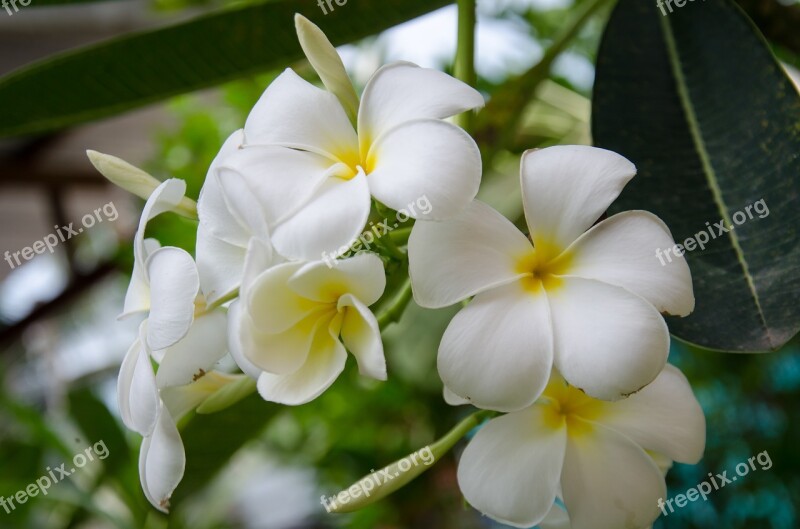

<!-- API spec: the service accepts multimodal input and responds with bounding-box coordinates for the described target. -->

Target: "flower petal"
[548,277,669,401]
[271,172,370,261]
[408,200,532,309]
[339,294,386,380]
[560,420,666,529]
[239,311,320,376]
[539,504,572,529]
[196,222,247,305]
[155,311,229,388]
[117,322,159,436]
[443,385,471,406]
[457,406,567,528]
[244,68,357,160]
[561,211,694,316]
[438,281,553,412]
[139,404,186,514]
[358,61,484,144]
[227,301,262,380]
[596,364,706,464]
[256,317,347,405]
[121,238,160,318]
[521,146,636,257]
[160,371,239,421]
[146,247,200,351]
[247,262,325,334]
[289,253,386,306]
[133,179,188,273]
[218,145,336,226]
[366,119,481,219]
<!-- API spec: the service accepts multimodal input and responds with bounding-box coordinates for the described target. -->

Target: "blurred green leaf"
[592,0,800,352]
[0,0,450,139]
[67,387,130,476]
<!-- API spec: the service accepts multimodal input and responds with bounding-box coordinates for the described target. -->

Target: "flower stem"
[454,0,477,130]
[377,277,413,330]
[204,288,239,313]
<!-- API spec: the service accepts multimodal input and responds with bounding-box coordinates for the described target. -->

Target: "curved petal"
[548,277,670,401]
[438,281,553,412]
[289,253,386,306]
[133,179,188,273]
[196,222,247,305]
[247,262,325,334]
[539,504,572,529]
[457,406,567,528]
[117,322,159,436]
[146,247,199,351]
[139,404,186,514]
[358,61,484,146]
[271,172,371,262]
[244,68,357,160]
[122,238,160,318]
[218,145,335,226]
[596,364,706,464]
[161,371,239,421]
[239,310,322,376]
[256,317,348,405]
[408,200,532,309]
[227,301,262,380]
[520,146,636,258]
[560,211,694,316]
[155,310,229,388]
[560,420,666,529]
[366,119,481,220]
[443,385,471,406]
[241,236,276,291]
[339,294,386,380]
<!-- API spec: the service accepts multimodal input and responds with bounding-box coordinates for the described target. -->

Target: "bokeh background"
[0,0,798,528]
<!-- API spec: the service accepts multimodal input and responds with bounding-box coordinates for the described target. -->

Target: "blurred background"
[0,0,798,528]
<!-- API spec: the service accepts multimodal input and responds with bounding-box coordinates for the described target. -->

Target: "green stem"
[204,288,239,313]
[377,278,413,330]
[454,0,477,130]
[388,226,412,246]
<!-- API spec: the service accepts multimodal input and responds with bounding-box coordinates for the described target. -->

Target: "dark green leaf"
[0,0,450,139]
[67,387,130,475]
[592,0,800,351]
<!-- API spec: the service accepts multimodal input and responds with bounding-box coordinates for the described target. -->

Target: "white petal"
[438,281,553,412]
[219,144,336,226]
[197,130,251,247]
[596,364,706,464]
[366,119,481,219]
[408,200,532,309]
[244,68,357,160]
[146,247,200,351]
[117,322,159,436]
[139,405,186,514]
[246,262,324,334]
[560,421,666,529]
[539,505,572,529]
[272,172,370,261]
[339,294,386,380]
[239,311,321,376]
[122,238,160,318]
[241,236,276,292]
[160,371,239,421]
[256,318,347,405]
[155,311,229,388]
[443,385,471,406]
[562,211,694,316]
[358,61,484,144]
[457,406,567,528]
[213,165,269,243]
[521,146,636,257]
[227,301,263,380]
[196,222,247,305]
[548,277,670,401]
[289,253,386,306]
[133,179,188,274]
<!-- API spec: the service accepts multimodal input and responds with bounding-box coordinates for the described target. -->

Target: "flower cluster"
[92,14,705,527]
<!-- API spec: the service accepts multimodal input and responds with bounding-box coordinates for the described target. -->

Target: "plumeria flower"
[409,146,694,411]
[219,54,484,262]
[456,364,706,529]
[196,130,274,304]
[117,178,231,511]
[228,241,387,405]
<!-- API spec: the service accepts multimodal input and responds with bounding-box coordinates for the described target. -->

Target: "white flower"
[456,365,706,529]
[117,179,231,511]
[217,59,484,261]
[228,244,387,405]
[409,145,694,411]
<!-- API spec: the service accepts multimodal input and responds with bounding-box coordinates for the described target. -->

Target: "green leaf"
[171,394,276,506]
[592,0,800,352]
[0,0,450,139]
[68,387,131,476]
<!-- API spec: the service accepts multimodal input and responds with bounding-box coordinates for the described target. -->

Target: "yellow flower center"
[540,378,604,436]
[331,135,377,180]
[515,239,573,293]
